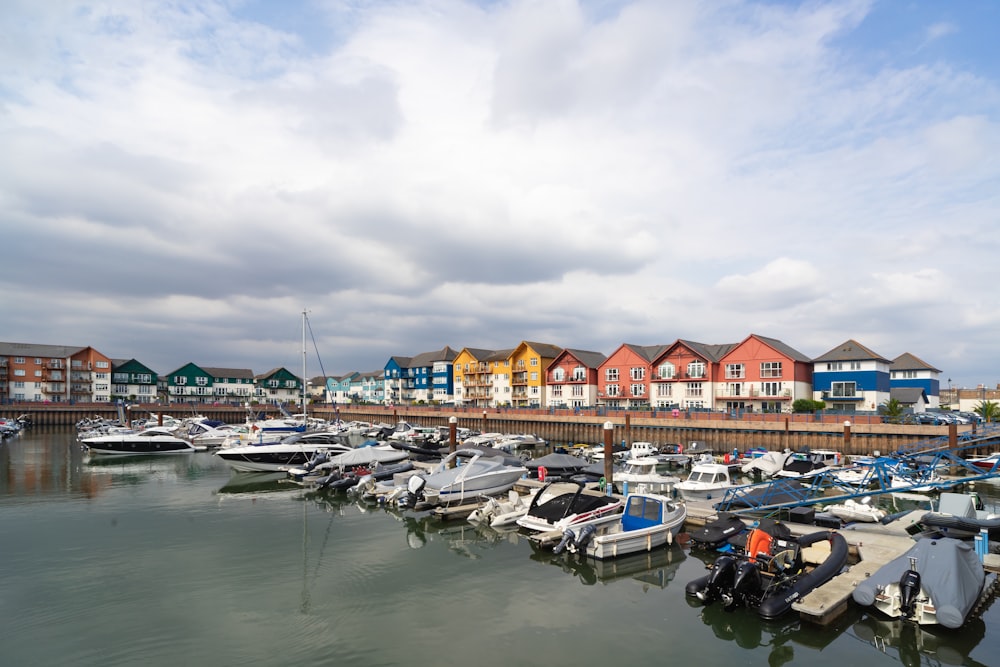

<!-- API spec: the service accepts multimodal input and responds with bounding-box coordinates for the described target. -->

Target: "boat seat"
[800,540,831,566]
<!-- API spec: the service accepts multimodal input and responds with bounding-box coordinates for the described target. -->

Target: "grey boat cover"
[852,537,984,629]
[525,453,588,473]
[327,447,409,467]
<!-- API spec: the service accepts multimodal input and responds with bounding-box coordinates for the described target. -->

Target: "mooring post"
[603,421,614,495]
[448,415,457,455]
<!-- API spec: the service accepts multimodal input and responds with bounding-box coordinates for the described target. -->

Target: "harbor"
[4,424,1000,666]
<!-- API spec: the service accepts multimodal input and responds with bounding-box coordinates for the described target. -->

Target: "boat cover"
[852,537,985,629]
[525,453,588,473]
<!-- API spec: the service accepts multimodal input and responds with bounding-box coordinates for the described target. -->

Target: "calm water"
[1,428,997,667]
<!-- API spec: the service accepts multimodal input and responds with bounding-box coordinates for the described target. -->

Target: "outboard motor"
[397,475,426,509]
[317,470,343,489]
[731,560,763,608]
[898,557,922,618]
[304,451,330,472]
[572,524,597,553]
[553,529,576,555]
[697,555,737,604]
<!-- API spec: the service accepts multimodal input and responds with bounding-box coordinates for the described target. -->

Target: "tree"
[880,397,904,424]
[976,400,1000,423]
[792,398,826,413]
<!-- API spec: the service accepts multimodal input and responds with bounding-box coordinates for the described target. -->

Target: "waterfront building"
[890,352,942,410]
[545,348,606,409]
[812,339,891,413]
[509,341,562,408]
[714,334,813,413]
[599,343,670,410]
[649,340,734,411]
[326,372,359,404]
[383,346,458,405]
[111,358,159,403]
[453,347,499,407]
[254,367,304,407]
[0,342,113,403]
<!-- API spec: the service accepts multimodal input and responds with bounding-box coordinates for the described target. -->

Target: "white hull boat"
[408,451,528,506]
[674,461,734,502]
[516,481,624,534]
[81,427,198,455]
[824,498,886,523]
[555,493,687,560]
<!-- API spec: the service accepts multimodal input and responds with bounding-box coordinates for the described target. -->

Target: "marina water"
[2,428,998,667]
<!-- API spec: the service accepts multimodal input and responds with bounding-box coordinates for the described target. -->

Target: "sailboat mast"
[302,309,307,422]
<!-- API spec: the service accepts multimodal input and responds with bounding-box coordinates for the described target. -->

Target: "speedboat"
[852,537,987,628]
[215,431,354,472]
[516,480,624,535]
[524,452,589,482]
[740,450,792,478]
[966,452,1000,472]
[468,489,538,528]
[773,449,843,479]
[554,493,687,560]
[80,426,198,456]
[674,457,734,501]
[917,491,1000,539]
[405,450,528,506]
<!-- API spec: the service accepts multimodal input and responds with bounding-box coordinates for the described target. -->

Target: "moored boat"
[554,493,687,560]
[81,426,199,455]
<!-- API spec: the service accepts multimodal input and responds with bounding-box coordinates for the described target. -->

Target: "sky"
[2,0,998,388]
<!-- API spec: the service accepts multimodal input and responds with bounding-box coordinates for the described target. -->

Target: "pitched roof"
[408,345,459,367]
[0,342,87,358]
[203,366,256,380]
[746,334,813,363]
[678,340,737,362]
[621,343,671,362]
[890,387,928,405]
[521,341,563,358]
[812,339,890,364]
[559,348,607,369]
[891,352,941,373]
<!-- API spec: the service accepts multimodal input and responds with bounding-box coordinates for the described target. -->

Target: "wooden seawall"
[2,403,987,458]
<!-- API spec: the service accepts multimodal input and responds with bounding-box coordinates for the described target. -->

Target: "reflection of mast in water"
[300,498,336,614]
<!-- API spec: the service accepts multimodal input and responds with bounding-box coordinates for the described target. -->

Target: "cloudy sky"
[2,0,998,388]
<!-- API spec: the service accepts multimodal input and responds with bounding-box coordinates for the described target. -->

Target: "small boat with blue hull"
[553,493,687,560]
[685,520,849,620]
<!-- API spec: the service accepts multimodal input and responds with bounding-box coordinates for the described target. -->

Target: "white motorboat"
[215,431,354,472]
[516,480,624,534]
[555,493,687,560]
[615,456,680,496]
[740,450,792,478]
[773,449,843,479]
[406,450,528,506]
[468,489,538,528]
[674,458,734,501]
[824,497,886,523]
[81,426,199,456]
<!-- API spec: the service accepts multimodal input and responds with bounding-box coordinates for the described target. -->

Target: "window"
[657,363,675,379]
[267,379,279,388]
[656,383,672,397]
[96,361,109,369]
[113,384,128,394]
[725,364,744,379]
[552,368,565,382]
[530,357,538,366]
[686,382,703,397]
[34,358,41,364]
[760,362,782,378]
[530,372,538,381]
[605,368,619,382]
[175,376,187,385]
[572,385,583,397]
[552,385,563,397]
[761,382,782,396]
[850,361,862,370]
[138,385,153,395]
[630,384,645,396]
[826,362,843,371]
[573,366,586,381]
[630,367,645,381]
[13,369,25,376]
[727,383,743,396]
[606,384,620,396]
[196,377,208,386]
[687,361,705,378]
[831,381,857,397]
[34,370,41,377]
[14,357,24,364]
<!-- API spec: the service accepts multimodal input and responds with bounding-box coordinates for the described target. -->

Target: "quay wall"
[2,403,980,457]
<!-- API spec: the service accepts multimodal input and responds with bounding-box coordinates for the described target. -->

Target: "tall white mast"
[302,308,308,422]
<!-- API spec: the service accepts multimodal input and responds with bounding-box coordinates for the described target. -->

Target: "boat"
[492,433,547,454]
[674,456,734,501]
[80,426,199,455]
[772,449,843,479]
[287,444,407,481]
[405,450,528,506]
[553,493,687,560]
[740,450,792,478]
[524,452,589,482]
[686,512,748,550]
[685,521,849,620]
[615,456,680,496]
[468,489,538,528]
[916,491,1000,539]
[516,480,624,535]
[852,537,988,628]
[966,452,1000,472]
[824,497,887,523]
[313,460,414,492]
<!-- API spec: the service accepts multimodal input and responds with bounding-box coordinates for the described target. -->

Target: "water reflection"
[530,541,687,589]
[852,614,990,667]
[216,471,296,496]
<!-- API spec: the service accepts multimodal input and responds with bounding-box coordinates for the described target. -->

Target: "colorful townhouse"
[453,348,500,407]
[598,343,670,410]
[111,359,159,403]
[646,340,735,411]
[713,334,813,413]
[545,348,607,408]
[383,346,458,405]
[889,353,941,410]
[162,363,258,405]
[811,339,891,413]
[509,341,563,408]
[253,367,303,406]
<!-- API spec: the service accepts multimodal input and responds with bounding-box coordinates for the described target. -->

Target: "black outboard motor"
[697,555,737,604]
[731,560,763,608]
[304,451,330,472]
[553,529,576,555]
[572,524,597,553]
[898,557,922,618]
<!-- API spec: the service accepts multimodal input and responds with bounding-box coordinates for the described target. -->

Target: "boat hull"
[82,433,196,455]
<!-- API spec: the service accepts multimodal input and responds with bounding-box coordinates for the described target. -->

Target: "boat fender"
[898,569,922,618]
[574,524,597,552]
[553,529,576,555]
